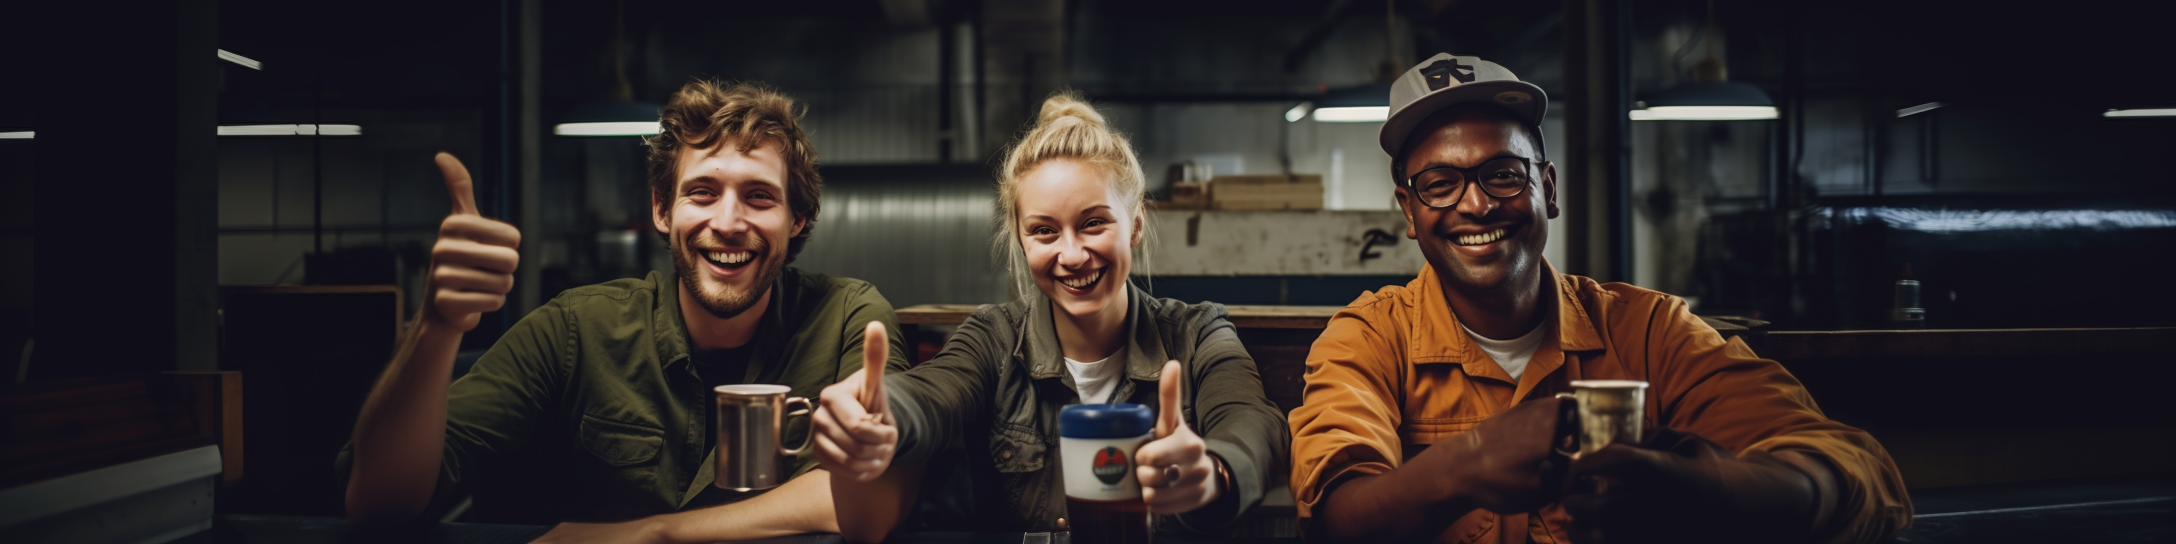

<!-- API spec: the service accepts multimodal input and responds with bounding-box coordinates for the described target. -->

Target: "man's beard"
[672,229,785,320]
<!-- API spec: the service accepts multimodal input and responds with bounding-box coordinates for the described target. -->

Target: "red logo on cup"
[1091,446,1129,485]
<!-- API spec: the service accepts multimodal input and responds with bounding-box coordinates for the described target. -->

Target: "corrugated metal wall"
[792,165,1010,308]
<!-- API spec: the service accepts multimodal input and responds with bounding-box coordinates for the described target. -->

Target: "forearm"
[883,376,961,463]
[659,468,842,542]
[833,462,926,543]
[1760,450,1842,542]
[1313,461,1469,541]
[345,321,462,525]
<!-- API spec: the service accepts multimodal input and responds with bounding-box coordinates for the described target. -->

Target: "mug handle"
[779,396,815,457]
[1552,392,1582,458]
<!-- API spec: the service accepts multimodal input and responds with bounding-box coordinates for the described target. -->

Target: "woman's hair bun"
[1035,92,1107,127]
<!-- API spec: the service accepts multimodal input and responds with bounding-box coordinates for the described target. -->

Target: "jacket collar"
[1022,282,1168,383]
[1408,260,1606,372]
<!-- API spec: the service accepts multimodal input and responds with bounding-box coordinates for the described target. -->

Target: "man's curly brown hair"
[645,79,822,263]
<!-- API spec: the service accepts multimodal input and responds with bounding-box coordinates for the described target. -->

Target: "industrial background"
[3,0,2175,533]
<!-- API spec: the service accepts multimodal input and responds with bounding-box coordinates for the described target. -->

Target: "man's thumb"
[1156,360,1182,437]
[436,152,479,216]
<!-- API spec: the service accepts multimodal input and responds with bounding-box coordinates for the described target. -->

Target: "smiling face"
[653,136,805,319]
[1014,159,1141,322]
[1394,105,1558,298]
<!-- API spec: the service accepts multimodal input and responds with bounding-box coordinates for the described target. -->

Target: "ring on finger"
[1161,464,1182,488]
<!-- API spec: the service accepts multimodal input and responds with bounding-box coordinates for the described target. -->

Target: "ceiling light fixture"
[2105,108,2176,118]
[217,49,262,70]
[217,124,362,137]
[1896,102,1948,118]
[1313,106,1391,123]
[1285,102,1313,123]
[1629,0,1776,122]
[1308,82,1394,123]
[1629,103,1778,121]
[2,126,363,139]
[553,120,661,137]
[555,0,662,138]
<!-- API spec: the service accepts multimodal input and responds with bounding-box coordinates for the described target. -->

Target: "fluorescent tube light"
[1629,106,1778,121]
[217,49,262,70]
[216,124,362,137]
[553,121,662,136]
[1312,106,1388,123]
[1285,103,1313,123]
[1896,102,1947,118]
[2105,108,2176,118]
[4,126,361,138]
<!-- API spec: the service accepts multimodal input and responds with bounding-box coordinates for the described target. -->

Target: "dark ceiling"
[1,0,2169,129]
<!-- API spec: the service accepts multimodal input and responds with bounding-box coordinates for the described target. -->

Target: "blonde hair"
[993,91,1152,299]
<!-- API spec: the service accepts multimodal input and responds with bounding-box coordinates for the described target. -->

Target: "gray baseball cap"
[1378,53,1547,157]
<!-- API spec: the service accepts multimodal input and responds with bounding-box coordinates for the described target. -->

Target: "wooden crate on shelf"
[1209,174,1323,210]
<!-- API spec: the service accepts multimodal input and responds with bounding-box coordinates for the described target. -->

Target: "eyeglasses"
[1402,156,1539,209]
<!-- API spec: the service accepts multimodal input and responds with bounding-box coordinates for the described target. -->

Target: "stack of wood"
[1208,174,1324,210]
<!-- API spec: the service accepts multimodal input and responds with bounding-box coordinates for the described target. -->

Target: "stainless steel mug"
[713,384,814,491]
[1558,380,1648,456]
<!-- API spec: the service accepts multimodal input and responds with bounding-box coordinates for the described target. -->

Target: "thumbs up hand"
[815,321,899,482]
[424,153,521,333]
[1134,360,1221,514]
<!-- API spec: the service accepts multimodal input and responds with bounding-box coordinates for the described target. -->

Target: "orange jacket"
[1289,264,1911,543]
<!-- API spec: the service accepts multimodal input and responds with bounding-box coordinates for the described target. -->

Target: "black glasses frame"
[1401,156,1544,209]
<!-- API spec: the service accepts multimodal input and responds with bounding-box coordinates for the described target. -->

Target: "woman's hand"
[1133,360,1221,514]
[814,322,897,482]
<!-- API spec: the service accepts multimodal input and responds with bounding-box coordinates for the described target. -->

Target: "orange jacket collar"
[1404,260,1607,371]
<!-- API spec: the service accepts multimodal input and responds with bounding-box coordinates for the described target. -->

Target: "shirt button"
[1056,517,1067,530]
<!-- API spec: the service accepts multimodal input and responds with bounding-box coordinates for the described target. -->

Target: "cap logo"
[1421,58,1476,90]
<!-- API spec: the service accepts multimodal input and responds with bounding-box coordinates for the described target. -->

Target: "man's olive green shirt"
[340,268,908,522]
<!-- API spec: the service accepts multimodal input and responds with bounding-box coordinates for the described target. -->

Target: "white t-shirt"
[1065,352,1125,404]
[1461,322,1547,383]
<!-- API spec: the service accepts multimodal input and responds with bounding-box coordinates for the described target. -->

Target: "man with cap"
[1286,54,1912,543]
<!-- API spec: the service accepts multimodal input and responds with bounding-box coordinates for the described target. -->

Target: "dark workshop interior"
[2,0,2173,542]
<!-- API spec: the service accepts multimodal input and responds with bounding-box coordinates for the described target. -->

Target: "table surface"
[190,476,2172,543]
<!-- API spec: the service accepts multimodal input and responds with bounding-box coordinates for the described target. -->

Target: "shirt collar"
[1022,282,1169,382]
[655,269,791,378]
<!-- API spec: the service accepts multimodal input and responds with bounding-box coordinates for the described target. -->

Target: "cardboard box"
[1209,175,1324,210]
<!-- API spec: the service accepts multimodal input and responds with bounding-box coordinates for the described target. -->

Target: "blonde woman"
[810,93,1288,541]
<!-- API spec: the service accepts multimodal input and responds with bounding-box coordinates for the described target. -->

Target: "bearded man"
[342,80,909,543]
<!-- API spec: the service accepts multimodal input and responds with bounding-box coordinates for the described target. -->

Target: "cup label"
[1092,446,1129,485]
[1061,434,1149,501]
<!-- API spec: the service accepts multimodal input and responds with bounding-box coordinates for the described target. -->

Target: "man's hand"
[424,152,520,333]
[1134,360,1221,514]
[814,321,898,482]
[1427,395,1572,514]
[1562,427,1819,544]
